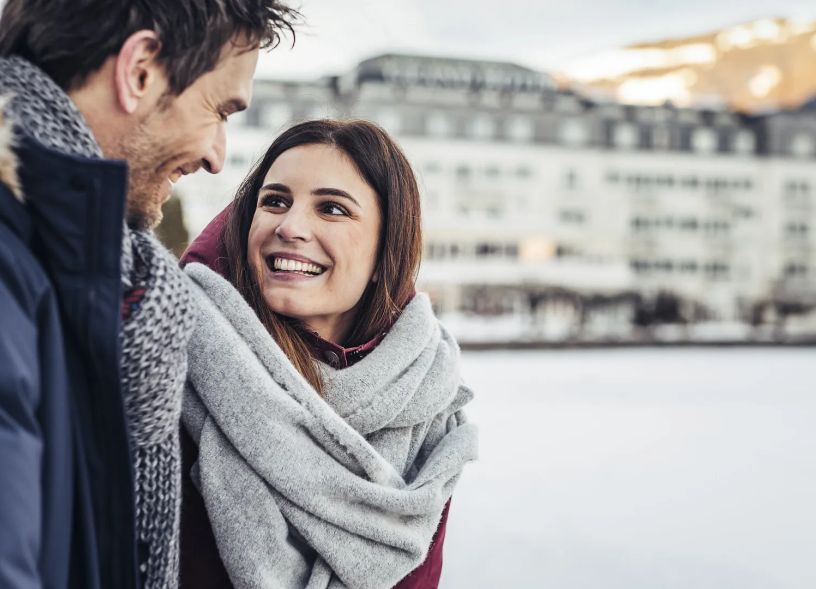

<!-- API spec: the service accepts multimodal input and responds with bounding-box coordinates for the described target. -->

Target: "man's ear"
[113,30,165,115]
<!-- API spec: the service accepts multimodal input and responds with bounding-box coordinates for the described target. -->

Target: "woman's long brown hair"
[222,119,423,393]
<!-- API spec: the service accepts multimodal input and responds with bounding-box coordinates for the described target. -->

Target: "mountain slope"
[560,18,816,112]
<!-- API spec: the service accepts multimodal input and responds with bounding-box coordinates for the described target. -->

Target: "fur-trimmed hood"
[0,97,21,202]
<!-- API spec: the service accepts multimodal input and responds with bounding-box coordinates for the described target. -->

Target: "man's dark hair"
[0,0,299,94]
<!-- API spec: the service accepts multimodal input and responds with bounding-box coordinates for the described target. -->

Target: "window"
[469,115,495,140]
[784,263,808,278]
[790,133,815,158]
[427,112,452,137]
[652,126,670,149]
[560,209,586,224]
[426,243,446,260]
[424,162,442,175]
[704,262,730,279]
[516,166,533,179]
[555,94,581,114]
[679,260,698,273]
[613,123,637,149]
[508,117,534,142]
[784,180,811,204]
[734,130,755,154]
[692,128,717,154]
[455,165,472,182]
[559,119,588,147]
[476,243,501,257]
[785,222,810,239]
[638,126,654,150]
[631,217,651,231]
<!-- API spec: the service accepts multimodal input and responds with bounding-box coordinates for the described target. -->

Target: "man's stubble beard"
[119,116,168,231]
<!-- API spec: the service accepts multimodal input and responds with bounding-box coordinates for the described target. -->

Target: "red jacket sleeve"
[393,500,451,589]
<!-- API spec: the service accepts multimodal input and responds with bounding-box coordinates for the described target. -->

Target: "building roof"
[353,53,557,93]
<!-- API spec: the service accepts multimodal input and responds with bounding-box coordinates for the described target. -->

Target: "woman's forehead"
[263,145,375,198]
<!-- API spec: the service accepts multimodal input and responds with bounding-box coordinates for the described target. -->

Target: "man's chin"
[127,210,163,231]
[127,200,164,231]
[127,182,170,231]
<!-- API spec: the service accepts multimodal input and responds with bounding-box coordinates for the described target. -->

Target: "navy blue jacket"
[0,133,139,589]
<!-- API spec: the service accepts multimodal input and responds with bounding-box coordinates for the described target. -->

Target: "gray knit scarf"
[0,55,195,589]
[182,263,478,589]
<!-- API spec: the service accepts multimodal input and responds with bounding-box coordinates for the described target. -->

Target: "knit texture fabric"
[182,263,478,589]
[121,232,195,588]
[0,55,196,589]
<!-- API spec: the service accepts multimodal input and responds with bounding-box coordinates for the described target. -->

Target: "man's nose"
[201,124,226,174]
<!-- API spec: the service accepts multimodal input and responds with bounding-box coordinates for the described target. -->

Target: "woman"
[178,119,478,588]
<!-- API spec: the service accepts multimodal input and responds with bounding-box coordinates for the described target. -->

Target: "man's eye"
[219,112,229,123]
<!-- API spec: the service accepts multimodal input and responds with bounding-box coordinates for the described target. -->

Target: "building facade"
[175,54,816,340]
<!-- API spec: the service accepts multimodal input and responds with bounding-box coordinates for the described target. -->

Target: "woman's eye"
[321,202,349,216]
[260,194,289,209]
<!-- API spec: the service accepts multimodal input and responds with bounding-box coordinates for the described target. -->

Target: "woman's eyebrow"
[312,187,360,207]
[260,183,292,194]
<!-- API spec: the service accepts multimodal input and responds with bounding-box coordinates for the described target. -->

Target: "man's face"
[123,41,259,229]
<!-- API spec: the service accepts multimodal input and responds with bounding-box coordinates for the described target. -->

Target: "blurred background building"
[169,19,816,344]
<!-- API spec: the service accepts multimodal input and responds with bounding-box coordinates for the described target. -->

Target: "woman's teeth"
[272,257,324,275]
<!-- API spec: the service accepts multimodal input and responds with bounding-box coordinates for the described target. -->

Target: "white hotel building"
[176,54,816,339]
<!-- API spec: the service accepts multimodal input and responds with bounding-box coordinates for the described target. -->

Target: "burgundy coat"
[178,207,450,588]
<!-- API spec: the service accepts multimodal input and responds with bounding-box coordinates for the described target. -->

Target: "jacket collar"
[13,131,128,279]
[300,328,386,369]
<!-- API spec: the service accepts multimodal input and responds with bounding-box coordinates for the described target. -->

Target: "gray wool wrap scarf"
[182,263,479,589]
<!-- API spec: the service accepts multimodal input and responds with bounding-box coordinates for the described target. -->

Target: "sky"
[256,0,816,80]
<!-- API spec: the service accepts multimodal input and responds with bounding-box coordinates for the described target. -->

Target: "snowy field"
[443,347,816,589]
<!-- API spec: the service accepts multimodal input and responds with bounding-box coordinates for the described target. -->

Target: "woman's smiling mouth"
[265,254,326,277]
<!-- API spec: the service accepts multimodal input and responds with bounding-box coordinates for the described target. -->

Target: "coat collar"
[300,328,386,369]
[12,131,128,276]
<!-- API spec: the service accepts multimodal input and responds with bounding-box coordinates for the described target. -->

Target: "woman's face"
[247,144,382,343]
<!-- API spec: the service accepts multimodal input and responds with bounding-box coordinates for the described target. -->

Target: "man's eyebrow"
[312,187,360,207]
[221,98,248,114]
[260,183,291,193]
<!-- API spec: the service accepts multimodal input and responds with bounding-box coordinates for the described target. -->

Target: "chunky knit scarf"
[182,263,478,589]
[0,55,196,589]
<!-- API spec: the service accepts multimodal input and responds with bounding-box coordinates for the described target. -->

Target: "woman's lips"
[265,254,327,281]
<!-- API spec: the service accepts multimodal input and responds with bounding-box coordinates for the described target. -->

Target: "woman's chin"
[262,292,309,321]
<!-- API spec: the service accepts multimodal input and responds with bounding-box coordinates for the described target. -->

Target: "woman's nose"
[274,208,312,242]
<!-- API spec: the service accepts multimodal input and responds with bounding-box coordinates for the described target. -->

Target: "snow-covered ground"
[443,348,816,589]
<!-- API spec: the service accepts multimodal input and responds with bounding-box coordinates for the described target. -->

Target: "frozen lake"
[443,347,816,589]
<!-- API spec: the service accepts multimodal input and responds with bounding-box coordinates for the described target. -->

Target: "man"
[0,1,297,587]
